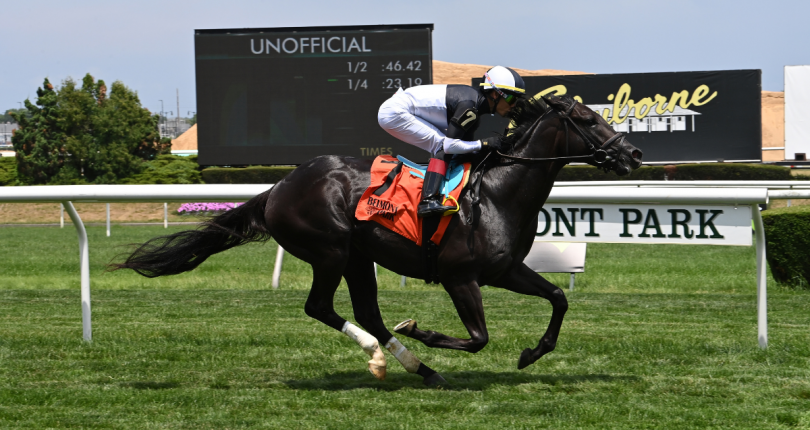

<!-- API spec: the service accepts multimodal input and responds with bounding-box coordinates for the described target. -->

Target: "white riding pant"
[378,87,482,156]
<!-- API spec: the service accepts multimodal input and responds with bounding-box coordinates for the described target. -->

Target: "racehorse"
[111,94,643,386]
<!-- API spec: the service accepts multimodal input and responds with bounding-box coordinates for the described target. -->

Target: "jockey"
[378,65,526,217]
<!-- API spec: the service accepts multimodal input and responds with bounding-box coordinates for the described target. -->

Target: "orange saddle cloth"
[355,155,471,246]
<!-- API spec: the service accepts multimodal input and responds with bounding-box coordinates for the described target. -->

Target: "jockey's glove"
[480,136,503,152]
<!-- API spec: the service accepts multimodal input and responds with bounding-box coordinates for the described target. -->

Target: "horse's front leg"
[394,279,489,353]
[491,263,568,369]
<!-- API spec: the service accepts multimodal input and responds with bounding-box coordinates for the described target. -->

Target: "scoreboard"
[194,24,433,166]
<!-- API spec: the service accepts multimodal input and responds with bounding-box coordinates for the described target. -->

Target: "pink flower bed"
[177,202,241,215]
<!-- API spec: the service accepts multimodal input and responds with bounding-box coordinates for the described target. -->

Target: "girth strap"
[421,213,441,284]
[373,162,403,196]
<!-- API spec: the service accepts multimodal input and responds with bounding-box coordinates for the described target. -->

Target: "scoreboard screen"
[195,24,433,166]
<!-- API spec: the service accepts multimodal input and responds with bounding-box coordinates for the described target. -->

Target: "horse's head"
[539,94,643,176]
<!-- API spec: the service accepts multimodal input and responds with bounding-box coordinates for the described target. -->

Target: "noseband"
[497,100,626,166]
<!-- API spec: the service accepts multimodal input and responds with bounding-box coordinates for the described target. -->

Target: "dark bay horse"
[112,95,643,386]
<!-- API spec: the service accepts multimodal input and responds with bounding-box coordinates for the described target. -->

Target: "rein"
[496,100,626,166]
[464,99,626,225]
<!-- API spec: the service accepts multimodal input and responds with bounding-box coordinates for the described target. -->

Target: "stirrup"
[442,195,460,216]
[417,198,456,218]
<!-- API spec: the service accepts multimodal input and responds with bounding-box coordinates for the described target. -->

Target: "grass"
[1,226,809,429]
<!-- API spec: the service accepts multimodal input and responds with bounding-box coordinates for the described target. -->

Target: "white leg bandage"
[385,336,422,373]
[341,321,386,380]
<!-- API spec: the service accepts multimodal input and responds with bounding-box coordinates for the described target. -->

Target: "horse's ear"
[533,96,550,112]
[542,94,564,111]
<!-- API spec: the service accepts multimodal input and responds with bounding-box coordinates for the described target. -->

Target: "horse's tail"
[109,189,273,278]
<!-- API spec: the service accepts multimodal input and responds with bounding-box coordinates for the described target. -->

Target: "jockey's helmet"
[480,66,526,101]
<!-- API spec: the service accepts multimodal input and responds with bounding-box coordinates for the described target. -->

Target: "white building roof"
[0,123,18,133]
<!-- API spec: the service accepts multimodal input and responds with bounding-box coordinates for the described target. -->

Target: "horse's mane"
[500,95,564,152]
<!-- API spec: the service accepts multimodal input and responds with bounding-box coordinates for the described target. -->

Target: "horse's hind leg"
[342,253,447,386]
[394,279,490,353]
[265,163,389,380]
[293,244,383,380]
[491,263,568,369]
[303,262,348,331]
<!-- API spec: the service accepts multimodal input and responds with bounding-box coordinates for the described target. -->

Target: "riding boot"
[417,170,456,218]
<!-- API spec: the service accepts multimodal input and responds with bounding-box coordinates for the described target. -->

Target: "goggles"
[501,93,519,105]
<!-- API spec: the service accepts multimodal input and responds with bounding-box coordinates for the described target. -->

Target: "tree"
[50,74,99,183]
[11,74,170,184]
[122,154,202,184]
[10,79,68,185]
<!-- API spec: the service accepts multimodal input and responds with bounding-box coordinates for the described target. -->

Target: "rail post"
[62,201,91,342]
[752,204,767,349]
[272,245,284,288]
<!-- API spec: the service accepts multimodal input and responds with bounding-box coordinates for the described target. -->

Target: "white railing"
[0,184,272,203]
[547,186,767,204]
[554,180,810,189]
[0,183,803,348]
[0,185,273,341]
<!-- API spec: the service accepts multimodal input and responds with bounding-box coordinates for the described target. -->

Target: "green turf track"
[1,226,809,429]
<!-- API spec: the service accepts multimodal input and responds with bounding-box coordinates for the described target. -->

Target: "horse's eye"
[585,117,598,126]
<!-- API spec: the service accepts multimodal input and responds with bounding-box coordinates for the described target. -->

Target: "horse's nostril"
[631,150,642,160]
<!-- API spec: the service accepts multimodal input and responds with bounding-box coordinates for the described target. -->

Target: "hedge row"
[762,205,810,288]
[121,155,203,185]
[200,163,792,184]
[0,155,202,185]
[664,163,792,180]
[556,165,665,181]
[0,157,796,185]
[0,157,17,186]
[556,163,792,182]
[201,166,297,184]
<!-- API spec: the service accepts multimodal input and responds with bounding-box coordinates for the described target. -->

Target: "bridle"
[465,99,628,225]
[496,99,626,167]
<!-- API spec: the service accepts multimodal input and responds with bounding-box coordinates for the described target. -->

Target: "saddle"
[355,155,471,282]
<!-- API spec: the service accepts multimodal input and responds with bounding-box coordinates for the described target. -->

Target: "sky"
[1,0,808,116]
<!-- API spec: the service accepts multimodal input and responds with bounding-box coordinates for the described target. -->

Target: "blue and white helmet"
[480,66,526,97]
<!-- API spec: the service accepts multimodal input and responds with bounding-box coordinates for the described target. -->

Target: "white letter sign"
[536,204,752,246]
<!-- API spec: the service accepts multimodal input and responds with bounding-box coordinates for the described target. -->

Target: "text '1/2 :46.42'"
[346,61,422,73]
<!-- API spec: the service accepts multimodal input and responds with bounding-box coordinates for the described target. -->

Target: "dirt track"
[0,202,201,224]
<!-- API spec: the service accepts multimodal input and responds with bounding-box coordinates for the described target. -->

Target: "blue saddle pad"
[396,155,466,196]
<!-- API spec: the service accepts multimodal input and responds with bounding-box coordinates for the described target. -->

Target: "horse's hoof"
[367,348,387,381]
[423,372,448,388]
[368,363,387,381]
[517,348,534,370]
[394,319,417,336]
